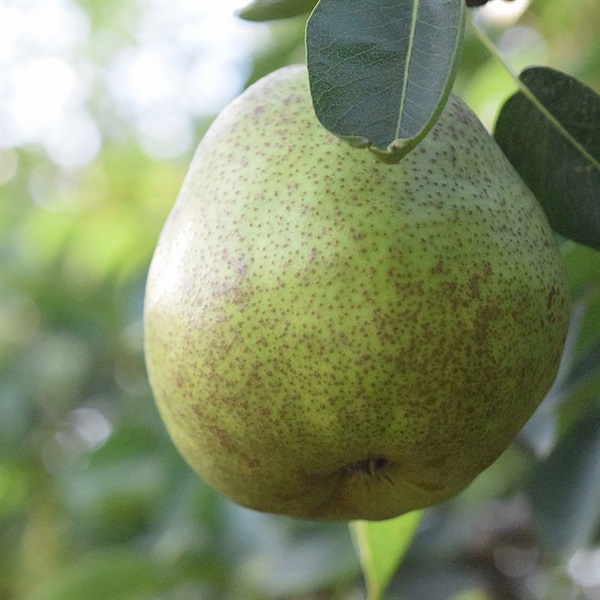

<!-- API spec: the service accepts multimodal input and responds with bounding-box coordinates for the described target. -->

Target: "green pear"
[144,65,569,521]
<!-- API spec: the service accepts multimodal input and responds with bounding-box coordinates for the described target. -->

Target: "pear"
[144,65,569,521]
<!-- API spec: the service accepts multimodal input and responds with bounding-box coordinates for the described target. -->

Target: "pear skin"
[144,65,569,521]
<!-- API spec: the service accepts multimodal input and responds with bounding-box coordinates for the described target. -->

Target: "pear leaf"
[528,403,600,554]
[494,67,600,251]
[237,0,318,21]
[350,511,423,600]
[306,0,465,163]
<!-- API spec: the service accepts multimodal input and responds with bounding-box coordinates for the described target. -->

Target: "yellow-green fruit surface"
[144,65,570,521]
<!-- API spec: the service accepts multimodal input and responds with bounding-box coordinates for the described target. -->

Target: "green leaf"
[527,403,600,554]
[237,0,318,21]
[350,511,423,600]
[306,0,465,163]
[493,67,600,251]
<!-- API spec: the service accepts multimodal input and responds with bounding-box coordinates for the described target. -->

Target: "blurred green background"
[1,1,599,599]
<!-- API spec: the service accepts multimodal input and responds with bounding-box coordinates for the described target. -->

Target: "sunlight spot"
[7,58,79,144]
[479,0,531,27]
[569,549,600,589]
[46,110,102,169]
[69,407,113,452]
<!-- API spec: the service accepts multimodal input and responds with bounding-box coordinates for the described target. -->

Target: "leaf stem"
[467,17,519,82]
[468,18,599,170]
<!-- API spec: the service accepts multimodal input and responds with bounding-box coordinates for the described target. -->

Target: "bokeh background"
[1,1,599,599]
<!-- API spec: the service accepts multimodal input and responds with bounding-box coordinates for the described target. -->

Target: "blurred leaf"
[518,294,590,458]
[528,402,600,554]
[563,337,600,403]
[494,67,600,251]
[450,591,492,600]
[228,508,358,597]
[240,531,358,597]
[152,469,219,564]
[58,424,177,543]
[238,0,317,21]
[350,511,422,600]
[518,412,558,460]
[243,20,306,87]
[0,460,30,518]
[21,550,169,600]
[562,242,600,296]
[557,244,600,428]
[306,0,465,162]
